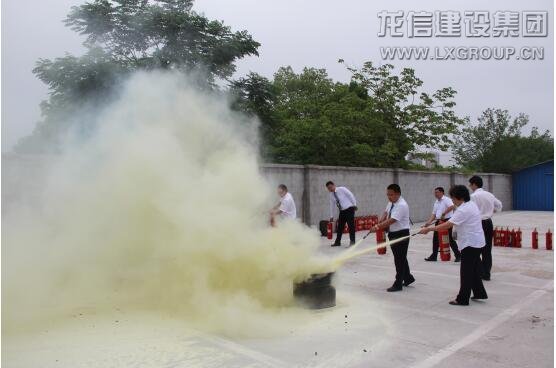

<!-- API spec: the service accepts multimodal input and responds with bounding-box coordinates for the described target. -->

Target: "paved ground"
[3,211,553,368]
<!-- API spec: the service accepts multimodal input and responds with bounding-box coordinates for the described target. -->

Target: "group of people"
[269,175,503,306]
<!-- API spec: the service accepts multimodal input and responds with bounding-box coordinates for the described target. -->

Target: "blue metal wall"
[512,160,554,211]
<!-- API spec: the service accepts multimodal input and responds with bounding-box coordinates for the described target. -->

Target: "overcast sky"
[2,0,554,163]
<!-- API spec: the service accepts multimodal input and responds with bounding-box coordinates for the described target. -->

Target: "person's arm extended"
[423,213,436,227]
[419,220,454,234]
[329,195,335,221]
[270,202,281,216]
[371,217,396,232]
[441,205,456,219]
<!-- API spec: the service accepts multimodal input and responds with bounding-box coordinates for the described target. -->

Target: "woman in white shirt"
[419,185,488,306]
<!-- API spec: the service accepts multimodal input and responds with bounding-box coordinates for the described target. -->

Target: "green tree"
[16,0,260,153]
[230,72,277,159]
[231,63,463,167]
[453,108,553,173]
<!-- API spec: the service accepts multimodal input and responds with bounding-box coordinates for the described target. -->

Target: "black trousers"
[456,246,488,305]
[335,206,356,244]
[388,229,412,287]
[480,218,494,278]
[431,220,461,259]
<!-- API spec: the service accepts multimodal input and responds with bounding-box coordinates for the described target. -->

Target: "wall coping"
[3,155,511,178]
[260,163,511,177]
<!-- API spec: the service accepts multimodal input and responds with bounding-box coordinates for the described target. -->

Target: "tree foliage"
[453,108,553,173]
[232,63,464,167]
[16,0,259,153]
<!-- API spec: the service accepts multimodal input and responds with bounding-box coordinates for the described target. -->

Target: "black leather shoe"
[387,285,403,292]
[403,276,415,287]
[348,241,356,247]
[449,300,469,306]
[330,243,341,247]
[424,256,437,262]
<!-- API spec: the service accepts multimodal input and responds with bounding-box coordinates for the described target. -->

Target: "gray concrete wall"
[490,174,513,211]
[398,170,451,222]
[260,164,513,225]
[2,154,513,226]
[303,165,395,226]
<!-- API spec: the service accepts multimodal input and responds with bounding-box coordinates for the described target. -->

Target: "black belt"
[339,206,355,212]
[388,229,410,238]
[481,218,493,223]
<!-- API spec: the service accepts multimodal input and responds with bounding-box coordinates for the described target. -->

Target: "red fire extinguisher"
[437,229,451,261]
[493,227,500,246]
[376,229,387,255]
[516,228,522,248]
[510,228,516,247]
[546,229,552,250]
[327,221,333,240]
[532,228,539,249]
[503,227,510,247]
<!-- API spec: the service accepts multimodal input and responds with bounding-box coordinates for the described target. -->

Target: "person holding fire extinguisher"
[423,187,461,262]
[419,185,488,306]
[326,181,358,247]
[468,175,503,281]
[370,184,415,292]
[269,184,297,226]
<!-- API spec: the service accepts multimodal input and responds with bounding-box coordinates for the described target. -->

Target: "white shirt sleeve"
[448,205,467,225]
[344,187,357,207]
[390,205,402,222]
[329,193,335,218]
[493,196,503,212]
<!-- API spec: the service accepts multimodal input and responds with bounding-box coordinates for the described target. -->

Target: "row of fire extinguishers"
[326,215,380,238]
[493,227,552,250]
[326,215,388,255]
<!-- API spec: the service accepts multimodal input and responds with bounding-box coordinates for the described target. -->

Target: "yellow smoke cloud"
[2,71,329,337]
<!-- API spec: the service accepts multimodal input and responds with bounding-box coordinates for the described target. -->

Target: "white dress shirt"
[448,201,485,250]
[279,192,297,219]
[470,188,503,220]
[433,195,454,219]
[385,196,410,232]
[329,186,357,218]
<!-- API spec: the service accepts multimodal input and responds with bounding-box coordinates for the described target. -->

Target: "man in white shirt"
[423,187,461,262]
[326,181,357,247]
[370,184,415,292]
[270,184,296,226]
[469,176,503,281]
[419,185,487,306]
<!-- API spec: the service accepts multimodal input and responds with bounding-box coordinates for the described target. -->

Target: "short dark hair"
[469,175,483,188]
[434,187,445,193]
[278,184,288,192]
[449,185,470,202]
[325,181,334,187]
[387,183,401,193]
